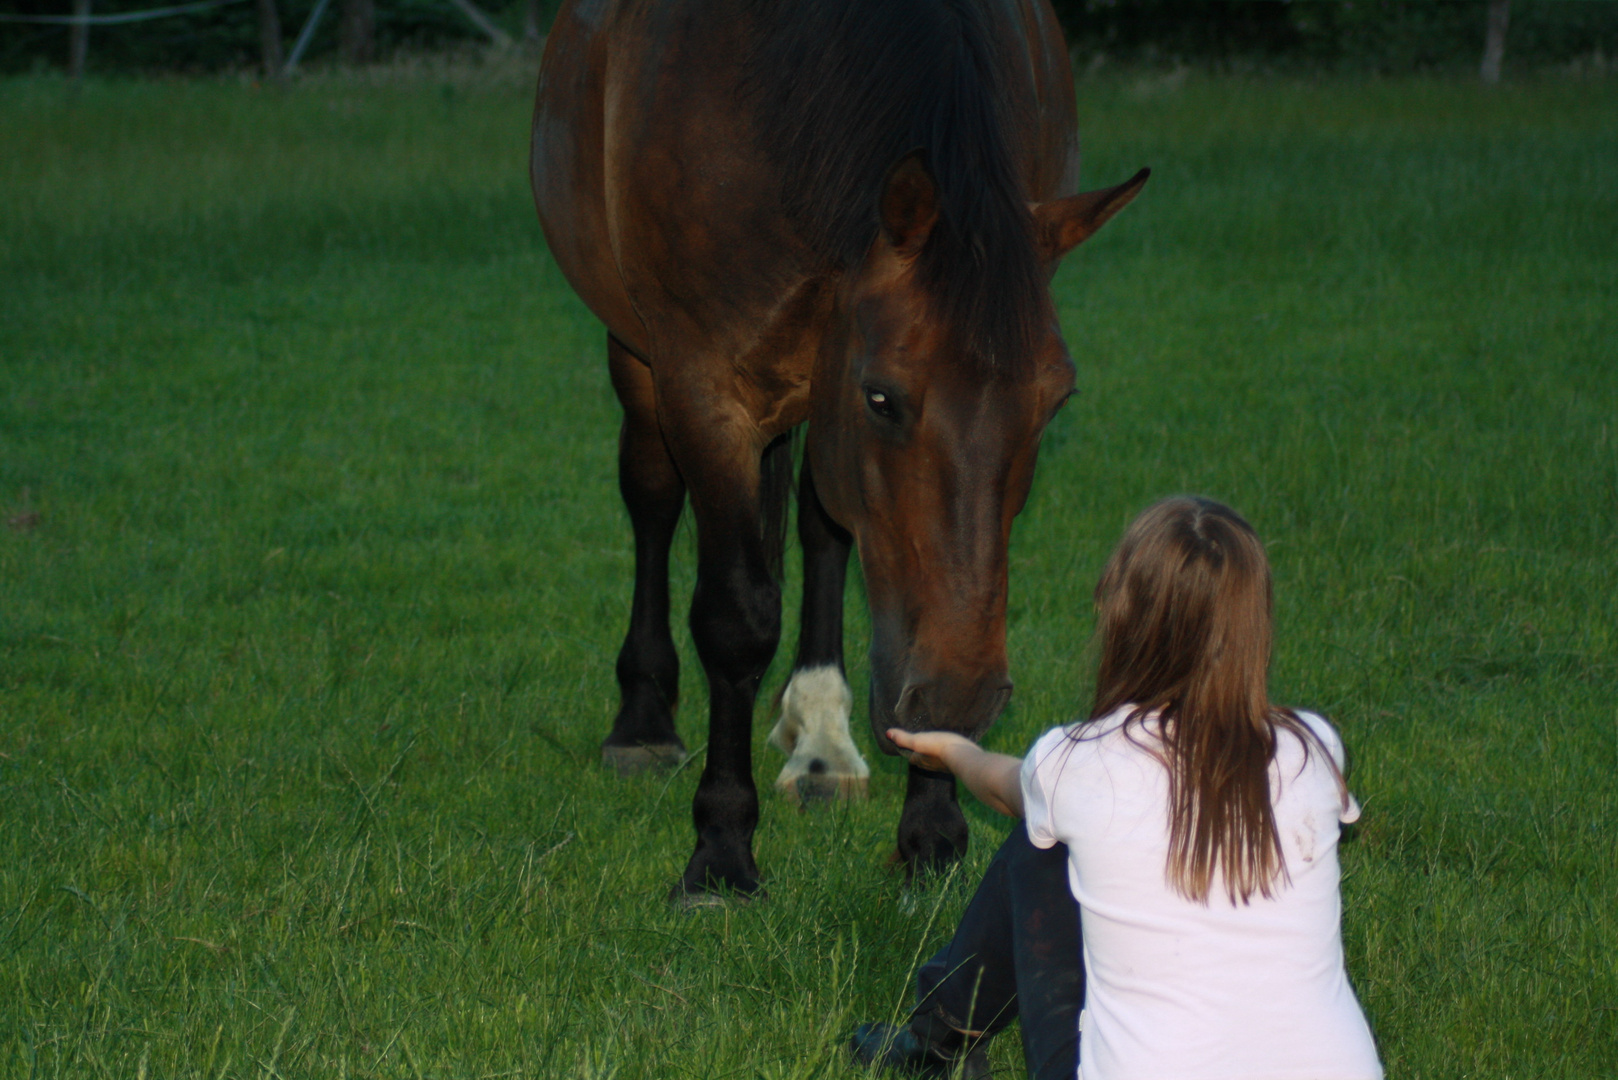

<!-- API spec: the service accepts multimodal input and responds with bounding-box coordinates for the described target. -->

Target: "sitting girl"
[851,496,1383,1080]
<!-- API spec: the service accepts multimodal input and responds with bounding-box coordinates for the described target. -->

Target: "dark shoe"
[849,1023,990,1079]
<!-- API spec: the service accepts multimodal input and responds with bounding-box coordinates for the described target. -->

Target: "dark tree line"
[0,0,549,75]
[1056,0,1615,75]
[3,0,1616,77]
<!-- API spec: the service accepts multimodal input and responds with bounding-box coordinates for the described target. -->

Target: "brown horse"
[532,0,1146,901]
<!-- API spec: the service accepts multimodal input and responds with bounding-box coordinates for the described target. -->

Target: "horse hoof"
[668,882,765,910]
[768,667,869,806]
[891,841,967,883]
[783,772,868,807]
[670,888,730,911]
[602,743,688,776]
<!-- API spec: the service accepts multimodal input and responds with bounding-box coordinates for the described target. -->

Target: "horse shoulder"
[631,263,831,456]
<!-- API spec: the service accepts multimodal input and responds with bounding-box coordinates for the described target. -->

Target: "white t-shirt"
[1022,707,1383,1080]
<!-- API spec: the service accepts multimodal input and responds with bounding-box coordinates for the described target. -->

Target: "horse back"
[532,0,1079,372]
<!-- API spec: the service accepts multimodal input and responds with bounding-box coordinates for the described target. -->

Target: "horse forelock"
[743,0,1045,375]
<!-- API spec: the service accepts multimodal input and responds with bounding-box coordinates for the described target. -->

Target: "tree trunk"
[68,0,90,78]
[256,0,284,78]
[1481,0,1510,84]
[339,0,374,65]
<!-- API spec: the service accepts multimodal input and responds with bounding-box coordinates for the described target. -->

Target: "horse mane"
[744,0,1044,373]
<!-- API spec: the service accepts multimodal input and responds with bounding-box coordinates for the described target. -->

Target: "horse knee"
[689,578,781,686]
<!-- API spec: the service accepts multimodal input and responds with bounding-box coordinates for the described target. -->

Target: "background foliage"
[4,0,1618,76]
[1059,0,1618,71]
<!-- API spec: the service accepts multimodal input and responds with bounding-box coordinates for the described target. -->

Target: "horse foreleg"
[898,763,970,876]
[666,431,789,902]
[770,457,868,804]
[602,335,689,775]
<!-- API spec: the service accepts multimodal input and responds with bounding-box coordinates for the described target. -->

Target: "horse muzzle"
[869,663,1013,754]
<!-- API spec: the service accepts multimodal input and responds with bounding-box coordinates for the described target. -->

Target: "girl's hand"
[886,728,976,774]
[888,728,1028,818]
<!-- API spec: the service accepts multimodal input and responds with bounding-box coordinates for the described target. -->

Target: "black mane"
[744,0,1044,371]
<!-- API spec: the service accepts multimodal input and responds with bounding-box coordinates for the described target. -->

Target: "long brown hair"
[1086,496,1336,905]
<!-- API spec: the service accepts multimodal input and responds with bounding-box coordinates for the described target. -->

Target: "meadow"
[1,57,1615,1078]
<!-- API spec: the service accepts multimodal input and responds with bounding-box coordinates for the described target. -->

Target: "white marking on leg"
[769,665,868,802]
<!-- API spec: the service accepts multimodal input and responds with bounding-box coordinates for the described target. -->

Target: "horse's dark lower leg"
[682,641,770,898]
[603,335,687,773]
[793,459,851,671]
[768,459,868,803]
[897,763,970,874]
[678,441,790,900]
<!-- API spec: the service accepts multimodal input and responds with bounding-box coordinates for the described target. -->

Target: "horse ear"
[1032,167,1150,262]
[880,151,939,257]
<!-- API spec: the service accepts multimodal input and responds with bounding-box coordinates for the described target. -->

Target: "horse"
[531,0,1146,901]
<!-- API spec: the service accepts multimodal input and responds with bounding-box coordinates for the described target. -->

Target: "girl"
[850,496,1382,1080]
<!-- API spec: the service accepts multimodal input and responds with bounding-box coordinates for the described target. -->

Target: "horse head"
[809,153,1149,756]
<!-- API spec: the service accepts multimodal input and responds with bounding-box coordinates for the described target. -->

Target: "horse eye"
[866,389,899,420]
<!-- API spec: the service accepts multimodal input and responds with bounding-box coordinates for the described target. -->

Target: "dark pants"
[910,823,1085,1080]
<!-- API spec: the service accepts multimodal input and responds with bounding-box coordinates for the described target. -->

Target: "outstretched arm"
[886,729,1024,818]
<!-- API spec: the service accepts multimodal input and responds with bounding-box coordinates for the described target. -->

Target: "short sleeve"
[1301,711,1361,825]
[1021,727,1070,849]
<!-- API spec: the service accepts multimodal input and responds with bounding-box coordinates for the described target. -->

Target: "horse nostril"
[889,676,1012,739]
[894,683,925,728]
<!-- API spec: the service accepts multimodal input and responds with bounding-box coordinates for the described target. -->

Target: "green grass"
[2,61,1616,1078]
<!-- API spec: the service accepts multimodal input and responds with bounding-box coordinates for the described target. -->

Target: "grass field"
[2,58,1616,1079]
